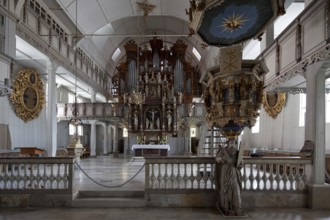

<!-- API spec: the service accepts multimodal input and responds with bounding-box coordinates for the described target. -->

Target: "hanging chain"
[74,161,145,188]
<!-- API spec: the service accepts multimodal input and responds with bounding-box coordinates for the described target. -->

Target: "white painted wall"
[242,93,330,152]
[0,57,50,151]
[57,121,70,148]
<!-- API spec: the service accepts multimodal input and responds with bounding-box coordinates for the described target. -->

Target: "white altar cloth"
[132,144,170,151]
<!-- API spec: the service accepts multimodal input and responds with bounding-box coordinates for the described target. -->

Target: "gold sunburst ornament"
[220,12,247,32]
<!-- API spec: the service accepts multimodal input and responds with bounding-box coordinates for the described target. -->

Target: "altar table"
[132,144,170,156]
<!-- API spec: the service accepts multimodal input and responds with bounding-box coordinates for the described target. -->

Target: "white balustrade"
[0,155,312,193]
[145,156,312,192]
[242,157,312,191]
[145,157,215,190]
[0,157,74,191]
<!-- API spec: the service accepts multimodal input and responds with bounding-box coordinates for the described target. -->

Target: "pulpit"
[132,144,170,157]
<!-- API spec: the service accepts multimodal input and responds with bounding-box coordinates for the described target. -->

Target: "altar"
[132,144,170,157]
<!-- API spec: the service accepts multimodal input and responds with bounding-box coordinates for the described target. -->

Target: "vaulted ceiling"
[55,0,208,77]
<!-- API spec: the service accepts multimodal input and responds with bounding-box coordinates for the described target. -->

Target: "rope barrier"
[74,161,145,188]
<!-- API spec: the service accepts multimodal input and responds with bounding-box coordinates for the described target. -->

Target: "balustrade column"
[47,61,58,157]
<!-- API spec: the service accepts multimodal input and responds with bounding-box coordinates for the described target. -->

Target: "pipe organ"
[112,37,200,144]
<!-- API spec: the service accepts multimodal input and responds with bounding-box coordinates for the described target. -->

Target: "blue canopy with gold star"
[196,0,282,46]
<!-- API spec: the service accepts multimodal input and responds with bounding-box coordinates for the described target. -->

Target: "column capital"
[47,60,59,70]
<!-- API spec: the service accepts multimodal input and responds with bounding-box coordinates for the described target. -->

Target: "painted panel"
[104,105,112,116]
[303,9,325,55]
[40,23,49,43]
[61,42,67,58]
[51,36,59,50]
[95,104,103,116]
[280,34,296,71]
[264,51,276,83]
[27,13,37,32]
[85,104,93,116]
[68,50,75,64]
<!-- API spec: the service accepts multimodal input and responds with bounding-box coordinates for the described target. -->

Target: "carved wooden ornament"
[10,69,45,122]
[262,92,286,119]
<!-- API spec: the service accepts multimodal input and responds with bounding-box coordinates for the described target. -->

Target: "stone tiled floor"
[1,207,330,220]
[74,155,146,191]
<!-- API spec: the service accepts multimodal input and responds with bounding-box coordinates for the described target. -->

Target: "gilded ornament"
[136,0,156,19]
[10,69,45,122]
[262,92,286,119]
[220,12,248,32]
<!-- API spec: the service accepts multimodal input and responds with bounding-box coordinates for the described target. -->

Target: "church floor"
[74,155,145,191]
[1,207,330,220]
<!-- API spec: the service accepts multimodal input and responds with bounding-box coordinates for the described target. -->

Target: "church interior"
[0,0,330,218]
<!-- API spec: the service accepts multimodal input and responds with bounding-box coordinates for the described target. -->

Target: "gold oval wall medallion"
[262,92,286,119]
[10,69,45,122]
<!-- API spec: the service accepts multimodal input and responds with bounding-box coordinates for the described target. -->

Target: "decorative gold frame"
[10,69,45,122]
[262,92,286,119]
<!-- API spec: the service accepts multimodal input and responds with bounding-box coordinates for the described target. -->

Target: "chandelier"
[66,0,84,160]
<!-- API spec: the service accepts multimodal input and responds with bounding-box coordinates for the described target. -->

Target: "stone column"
[102,123,108,155]
[47,61,58,157]
[108,124,113,153]
[305,61,330,209]
[314,70,326,184]
[327,0,330,43]
[90,89,96,103]
[305,62,324,143]
[90,120,97,157]
[113,125,119,157]
[124,136,129,156]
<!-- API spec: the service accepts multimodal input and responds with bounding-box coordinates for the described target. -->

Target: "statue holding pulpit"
[215,140,244,216]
